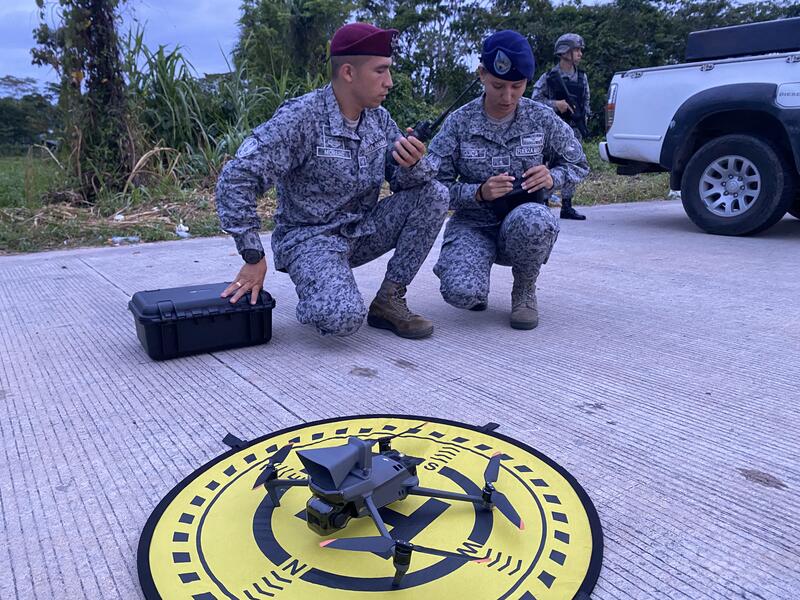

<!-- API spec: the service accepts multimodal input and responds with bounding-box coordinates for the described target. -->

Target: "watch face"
[243,250,263,264]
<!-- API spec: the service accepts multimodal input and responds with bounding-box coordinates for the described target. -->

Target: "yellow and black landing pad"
[138,415,602,600]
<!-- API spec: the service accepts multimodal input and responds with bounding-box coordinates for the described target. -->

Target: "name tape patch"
[362,139,388,155]
[316,147,352,160]
[515,146,539,157]
[461,146,487,160]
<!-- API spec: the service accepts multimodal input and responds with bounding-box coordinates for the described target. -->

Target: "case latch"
[157,300,177,320]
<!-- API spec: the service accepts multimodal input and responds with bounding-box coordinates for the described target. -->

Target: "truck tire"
[680,134,795,235]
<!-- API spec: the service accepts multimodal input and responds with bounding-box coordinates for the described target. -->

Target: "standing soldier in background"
[532,33,590,220]
[428,30,589,330]
[215,23,449,339]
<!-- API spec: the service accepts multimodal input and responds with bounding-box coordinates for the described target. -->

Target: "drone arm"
[364,494,393,540]
[407,485,483,505]
[265,478,308,507]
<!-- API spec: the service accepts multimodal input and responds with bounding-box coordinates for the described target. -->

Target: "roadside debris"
[110,235,141,245]
[175,221,191,239]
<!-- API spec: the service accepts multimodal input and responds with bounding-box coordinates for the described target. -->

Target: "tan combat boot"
[367,280,434,339]
[510,276,539,330]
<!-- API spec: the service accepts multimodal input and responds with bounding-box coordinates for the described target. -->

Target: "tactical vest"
[546,68,586,125]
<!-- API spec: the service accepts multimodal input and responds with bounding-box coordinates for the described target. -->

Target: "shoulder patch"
[236,137,259,159]
[563,138,585,163]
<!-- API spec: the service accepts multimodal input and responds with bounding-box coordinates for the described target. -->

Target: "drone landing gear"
[264,478,309,507]
[252,443,309,507]
[391,542,413,588]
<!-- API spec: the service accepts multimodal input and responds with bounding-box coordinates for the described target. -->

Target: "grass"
[0,155,275,254]
[0,155,64,209]
[1,139,670,254]
[573,138,671,206]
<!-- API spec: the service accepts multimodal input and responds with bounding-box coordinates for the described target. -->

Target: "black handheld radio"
[388,78,481,164]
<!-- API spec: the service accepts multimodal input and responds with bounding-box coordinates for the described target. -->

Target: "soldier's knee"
[297,288,366,337]
[312,306,366,337]
[507,203,559,235]
[441,285,482,310]
[436,264,484,309]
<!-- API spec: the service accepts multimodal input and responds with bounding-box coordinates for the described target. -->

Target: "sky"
[0,0,242,87]
[0,0,620,91]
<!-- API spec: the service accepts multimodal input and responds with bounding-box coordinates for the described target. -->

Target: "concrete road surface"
[1,200,798,599]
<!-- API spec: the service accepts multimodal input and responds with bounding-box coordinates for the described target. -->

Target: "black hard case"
[686,17,800,62]
[128,282,275,360]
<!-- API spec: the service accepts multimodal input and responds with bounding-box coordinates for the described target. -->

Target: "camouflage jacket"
[531,65,592,119]
[427,96,589,227]
[215,83,438,269]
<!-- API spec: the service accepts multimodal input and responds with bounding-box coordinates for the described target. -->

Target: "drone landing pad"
[138,415,602,599]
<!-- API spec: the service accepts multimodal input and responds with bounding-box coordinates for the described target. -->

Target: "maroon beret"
[330,23,398,57]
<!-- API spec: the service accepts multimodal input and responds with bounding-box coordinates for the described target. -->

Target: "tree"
[359,0,484,104]
[0,94,59,150]
[32,0,132,198]
[0,76,41,99]
[235,0,355,82]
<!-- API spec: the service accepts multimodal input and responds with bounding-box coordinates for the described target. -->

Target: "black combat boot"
[560,197,586,220]
[368,280,434,339]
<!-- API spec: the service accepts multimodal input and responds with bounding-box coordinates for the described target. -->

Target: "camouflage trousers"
[434,203,559,309]
[561,126,583,200]
[285,181,449,336]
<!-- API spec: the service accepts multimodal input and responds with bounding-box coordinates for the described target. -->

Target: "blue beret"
[481,30,535,81]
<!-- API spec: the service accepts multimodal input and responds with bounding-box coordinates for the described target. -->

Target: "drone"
[252,429,523,588]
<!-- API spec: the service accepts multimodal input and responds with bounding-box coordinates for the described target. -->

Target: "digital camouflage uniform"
[531,65,591,201]
[427,96,589,309]
[216,84,448,336]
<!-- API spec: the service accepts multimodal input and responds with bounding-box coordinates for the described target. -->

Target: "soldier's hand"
[554,100,573,115]
[479,173,515,201]
[522,165,554,193]
[392,128,426,168]
[221,258,268,305]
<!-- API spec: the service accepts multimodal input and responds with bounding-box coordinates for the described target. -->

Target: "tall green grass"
[122,29,324,184]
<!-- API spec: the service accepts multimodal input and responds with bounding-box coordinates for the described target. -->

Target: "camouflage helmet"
[554,33,585,56]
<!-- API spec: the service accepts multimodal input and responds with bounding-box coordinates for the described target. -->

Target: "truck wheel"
[680,134,794,235]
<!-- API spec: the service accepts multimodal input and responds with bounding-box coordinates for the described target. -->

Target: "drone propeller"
[484,452,502,484]
[320,535,395,554]
[252,443,293,490]
[489,489,524,530]
[482,453,524,530]
[320,535,486,562]
[369,422,428,452]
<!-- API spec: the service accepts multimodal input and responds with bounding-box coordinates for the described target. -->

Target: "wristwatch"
[241,249,265,264]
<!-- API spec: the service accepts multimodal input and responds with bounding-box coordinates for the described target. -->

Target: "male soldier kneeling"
[215,23,448,339]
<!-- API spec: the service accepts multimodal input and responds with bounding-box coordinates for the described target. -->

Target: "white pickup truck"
[599,17,800,235]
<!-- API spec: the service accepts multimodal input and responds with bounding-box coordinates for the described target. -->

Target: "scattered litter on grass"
[110,235,141,245]
[175,221,191,238]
